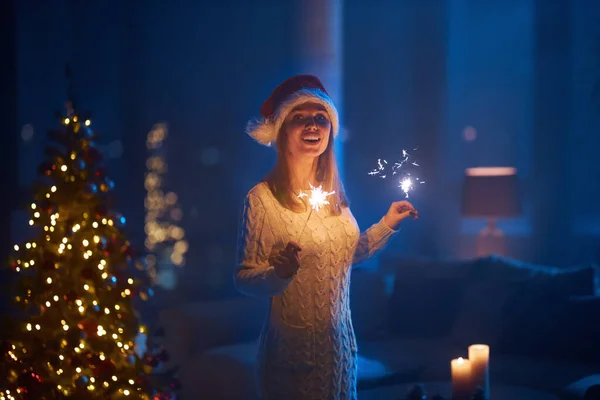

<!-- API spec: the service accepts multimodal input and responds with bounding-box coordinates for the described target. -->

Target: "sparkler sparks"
[295,184,336,242]
[298,184,336,212]
[369,148,425,198]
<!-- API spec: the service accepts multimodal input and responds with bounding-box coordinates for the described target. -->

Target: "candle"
[468,344,490,399]
[451,357,471,400]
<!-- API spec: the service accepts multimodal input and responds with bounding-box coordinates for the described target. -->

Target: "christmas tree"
[0,85,178,399]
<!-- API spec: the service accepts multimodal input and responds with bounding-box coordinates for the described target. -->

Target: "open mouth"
[302,135,321,144]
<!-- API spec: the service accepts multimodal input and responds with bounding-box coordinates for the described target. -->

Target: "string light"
[144,123,187,288]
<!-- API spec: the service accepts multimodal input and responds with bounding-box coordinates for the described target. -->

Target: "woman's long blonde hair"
[265,124,348,215]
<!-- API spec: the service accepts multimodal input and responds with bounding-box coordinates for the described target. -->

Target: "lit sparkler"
[369,148,424,198]
[298,184,336,212]
[296,184,335,241]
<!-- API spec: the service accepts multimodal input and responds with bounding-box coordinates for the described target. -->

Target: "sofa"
[160,256,600,399]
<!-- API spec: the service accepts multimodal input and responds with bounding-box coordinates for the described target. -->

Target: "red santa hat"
[246,74,339,146]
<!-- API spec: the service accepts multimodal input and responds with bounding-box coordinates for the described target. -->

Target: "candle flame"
[298,184,335,212]
[458,357,464,364]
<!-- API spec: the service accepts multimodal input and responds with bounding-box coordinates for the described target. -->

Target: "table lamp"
[461,167,520,257]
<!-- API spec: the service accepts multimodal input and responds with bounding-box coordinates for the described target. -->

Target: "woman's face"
[282,103,331,159]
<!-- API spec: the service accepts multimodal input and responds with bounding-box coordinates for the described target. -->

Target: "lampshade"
[461,167,521,218]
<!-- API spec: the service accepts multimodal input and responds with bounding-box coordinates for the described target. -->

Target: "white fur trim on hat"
[246,88,339,147]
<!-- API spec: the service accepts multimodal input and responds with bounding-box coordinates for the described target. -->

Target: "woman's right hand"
[271,241,301,279]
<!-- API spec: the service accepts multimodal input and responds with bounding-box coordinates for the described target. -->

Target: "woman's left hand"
[383,200,419,230]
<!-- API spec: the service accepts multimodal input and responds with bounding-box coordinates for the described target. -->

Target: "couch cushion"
[451,278,519,348]
[386,258,475,339]
[495,262,598,362]
[472,256,596,297]
[384,257,474,280]
[388,273,469,338]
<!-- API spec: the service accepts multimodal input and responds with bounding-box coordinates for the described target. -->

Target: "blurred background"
[3,0,600,304]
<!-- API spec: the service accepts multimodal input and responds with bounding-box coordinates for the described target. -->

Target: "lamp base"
[476,219,506,257]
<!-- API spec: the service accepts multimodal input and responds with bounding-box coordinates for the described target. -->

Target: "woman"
[235,75,418,400]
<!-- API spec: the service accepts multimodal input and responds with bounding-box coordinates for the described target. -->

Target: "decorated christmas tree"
[0,82,179,399]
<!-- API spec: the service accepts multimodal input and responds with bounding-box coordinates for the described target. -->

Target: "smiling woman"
[236,75,419,400]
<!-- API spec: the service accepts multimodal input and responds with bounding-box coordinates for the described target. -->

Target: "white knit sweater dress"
[234,182,397,400]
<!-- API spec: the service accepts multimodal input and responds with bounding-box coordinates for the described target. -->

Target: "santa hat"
[246,74,339,147]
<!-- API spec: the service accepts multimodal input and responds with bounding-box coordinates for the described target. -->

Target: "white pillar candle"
[451,357,472,400]
[468,344,490,399]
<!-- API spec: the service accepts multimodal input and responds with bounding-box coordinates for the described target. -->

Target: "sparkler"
[369,148,424,198]
[297,184,335,241]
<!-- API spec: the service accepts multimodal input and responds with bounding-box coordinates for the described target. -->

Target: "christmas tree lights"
[0,102,179,399]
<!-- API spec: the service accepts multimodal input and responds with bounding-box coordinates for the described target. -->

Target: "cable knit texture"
[234,182,397,400]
